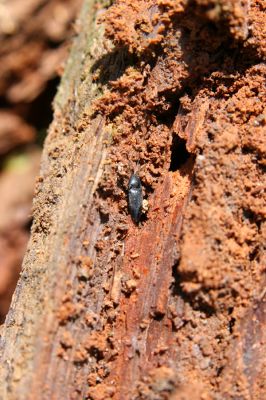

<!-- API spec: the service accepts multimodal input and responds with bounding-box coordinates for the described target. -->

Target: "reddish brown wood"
[0,1,265,400]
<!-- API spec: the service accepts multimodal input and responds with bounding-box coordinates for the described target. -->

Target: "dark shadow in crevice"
[228,316,236,334]
[242,208,261,231]
[152,312,165,322]
[169,136,191,172]
[99,210,109,224]
[249,246,259,262]
[171,261,216,317]
[90,46,138,87]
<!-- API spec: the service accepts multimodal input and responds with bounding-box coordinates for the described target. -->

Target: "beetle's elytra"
[128,173,143,223]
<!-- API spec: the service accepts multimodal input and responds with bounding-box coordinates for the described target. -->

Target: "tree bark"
[0,1,265,400]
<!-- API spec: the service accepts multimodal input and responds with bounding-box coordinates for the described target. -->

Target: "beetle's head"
[128,174,141,189]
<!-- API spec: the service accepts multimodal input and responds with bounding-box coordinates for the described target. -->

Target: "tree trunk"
[0,1,265,399]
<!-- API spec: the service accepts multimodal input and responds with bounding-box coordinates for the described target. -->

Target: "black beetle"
[128,173,143,223]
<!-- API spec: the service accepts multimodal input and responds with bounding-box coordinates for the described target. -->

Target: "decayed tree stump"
[0,1,265,399]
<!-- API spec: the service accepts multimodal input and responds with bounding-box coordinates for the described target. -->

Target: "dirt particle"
[60,330,74,349]
[87,383,115,400]
[73,346,88,364]
[58,301,83,325]
[84,332,107,360]
[130,253,140,260]
[122,278,137,294]
[85,311,98,328]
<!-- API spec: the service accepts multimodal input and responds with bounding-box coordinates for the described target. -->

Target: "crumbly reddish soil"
[0,1,265,399]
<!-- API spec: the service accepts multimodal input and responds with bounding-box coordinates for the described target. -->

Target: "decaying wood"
[0,2,107,398]
[0,0,265,399]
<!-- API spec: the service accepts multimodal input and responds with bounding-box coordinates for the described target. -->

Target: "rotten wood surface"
[0,1,265,399]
